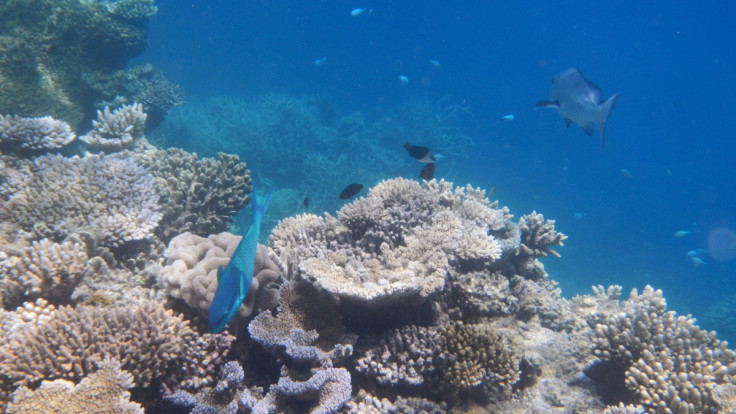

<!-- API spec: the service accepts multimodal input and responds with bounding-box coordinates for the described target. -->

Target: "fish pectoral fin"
[579,123,594,136]
[535,100,559,108]
[564,118,572,128]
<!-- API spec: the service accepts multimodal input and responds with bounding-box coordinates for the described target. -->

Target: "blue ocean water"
[138,1,736,339]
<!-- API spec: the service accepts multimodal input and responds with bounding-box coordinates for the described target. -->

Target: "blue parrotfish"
[207,187,274,333]
[536,68,618,147]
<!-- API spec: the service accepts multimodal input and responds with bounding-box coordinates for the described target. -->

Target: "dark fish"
[339,183,363,199]
[419,162,435,180]
[404,143,435,163]
[303,197,309,209]
[536,68,618,147]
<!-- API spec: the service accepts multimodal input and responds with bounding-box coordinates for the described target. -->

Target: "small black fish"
[339,183,363,199]
[303,197,309,209]
[419,162,435,180]
[404,143,435,163]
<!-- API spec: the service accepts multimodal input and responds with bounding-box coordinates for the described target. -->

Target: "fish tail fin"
[251,187,274,221]
[596,93,619,147]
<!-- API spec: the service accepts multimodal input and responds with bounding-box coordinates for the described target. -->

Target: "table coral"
[591,285,736,413]
[159,232,282,320]
[0,115,76,154]
[6,358,143,414]
[136,147,252,243]
[269,178,517,307]
[0,154,162,248]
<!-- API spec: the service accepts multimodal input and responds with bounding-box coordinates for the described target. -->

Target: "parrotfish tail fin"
[251,186,274,220]
[596,93,619,148]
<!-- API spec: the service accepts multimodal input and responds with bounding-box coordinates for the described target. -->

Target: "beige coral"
[136,147,252,243]
[270,178,517,307]
[0,300,197,388]
[592,285,736,413]
[6,358,143,414]
[0,239,88,308]
[159,232,282,318]
[80,103,147,152]
[0,114,76,153]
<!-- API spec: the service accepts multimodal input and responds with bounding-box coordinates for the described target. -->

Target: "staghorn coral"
[0,114,75,154]
[0,154,161,248]
[591,285,736,413]
[6,358,143,414]
[517,211,567,259]
[80,103,147,152]
[136,146,252,243]
[0,238,88,309]
[0,300,198,388]
[269,178,517,307]
[159,232,282,320]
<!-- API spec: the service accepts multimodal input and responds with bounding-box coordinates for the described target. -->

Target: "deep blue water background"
[135,1,736,338]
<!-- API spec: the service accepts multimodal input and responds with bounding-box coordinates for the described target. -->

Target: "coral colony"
[1,1,736,413]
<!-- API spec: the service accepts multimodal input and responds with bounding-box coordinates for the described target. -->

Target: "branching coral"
[269,178,517,307]
[105,0,159,20]
[159,232,282,319]
[591,285,736,413]
[6,358,143,414]
[0,239,88,309]
[0,154,162,248]
[136,147,251,243]
[0,114,75,154]
[0,300,198,388]
[80,103,147,152]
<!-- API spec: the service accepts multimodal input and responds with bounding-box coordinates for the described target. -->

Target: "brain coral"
[0,114,76,154]
[0,154,162,248]
[158,232,282,320]
[0,300,197,388]
[269,178,515,307]
[6,358,143,414]
[591,285,736,413]
[136,147,252,243]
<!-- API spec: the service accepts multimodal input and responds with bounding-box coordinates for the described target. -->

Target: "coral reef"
[0,154,162,248]
[80,103,147,152]
[0,115,75,154]
[0,300,199,388]
[590,285,736,413]
[6,358,143,414]
[105,0,159,21]
[269,178,518,307]
[159,232,282,320]
[136,146,252,243]
[0,0,154,129]
[0,239,88,309]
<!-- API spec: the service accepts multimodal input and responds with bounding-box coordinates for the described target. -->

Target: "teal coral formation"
[0,0,155,129]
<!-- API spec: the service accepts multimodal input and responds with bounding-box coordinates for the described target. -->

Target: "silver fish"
[536,68,618,147]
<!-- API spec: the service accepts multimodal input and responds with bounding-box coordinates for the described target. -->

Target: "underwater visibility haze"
[0,0,735,412]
